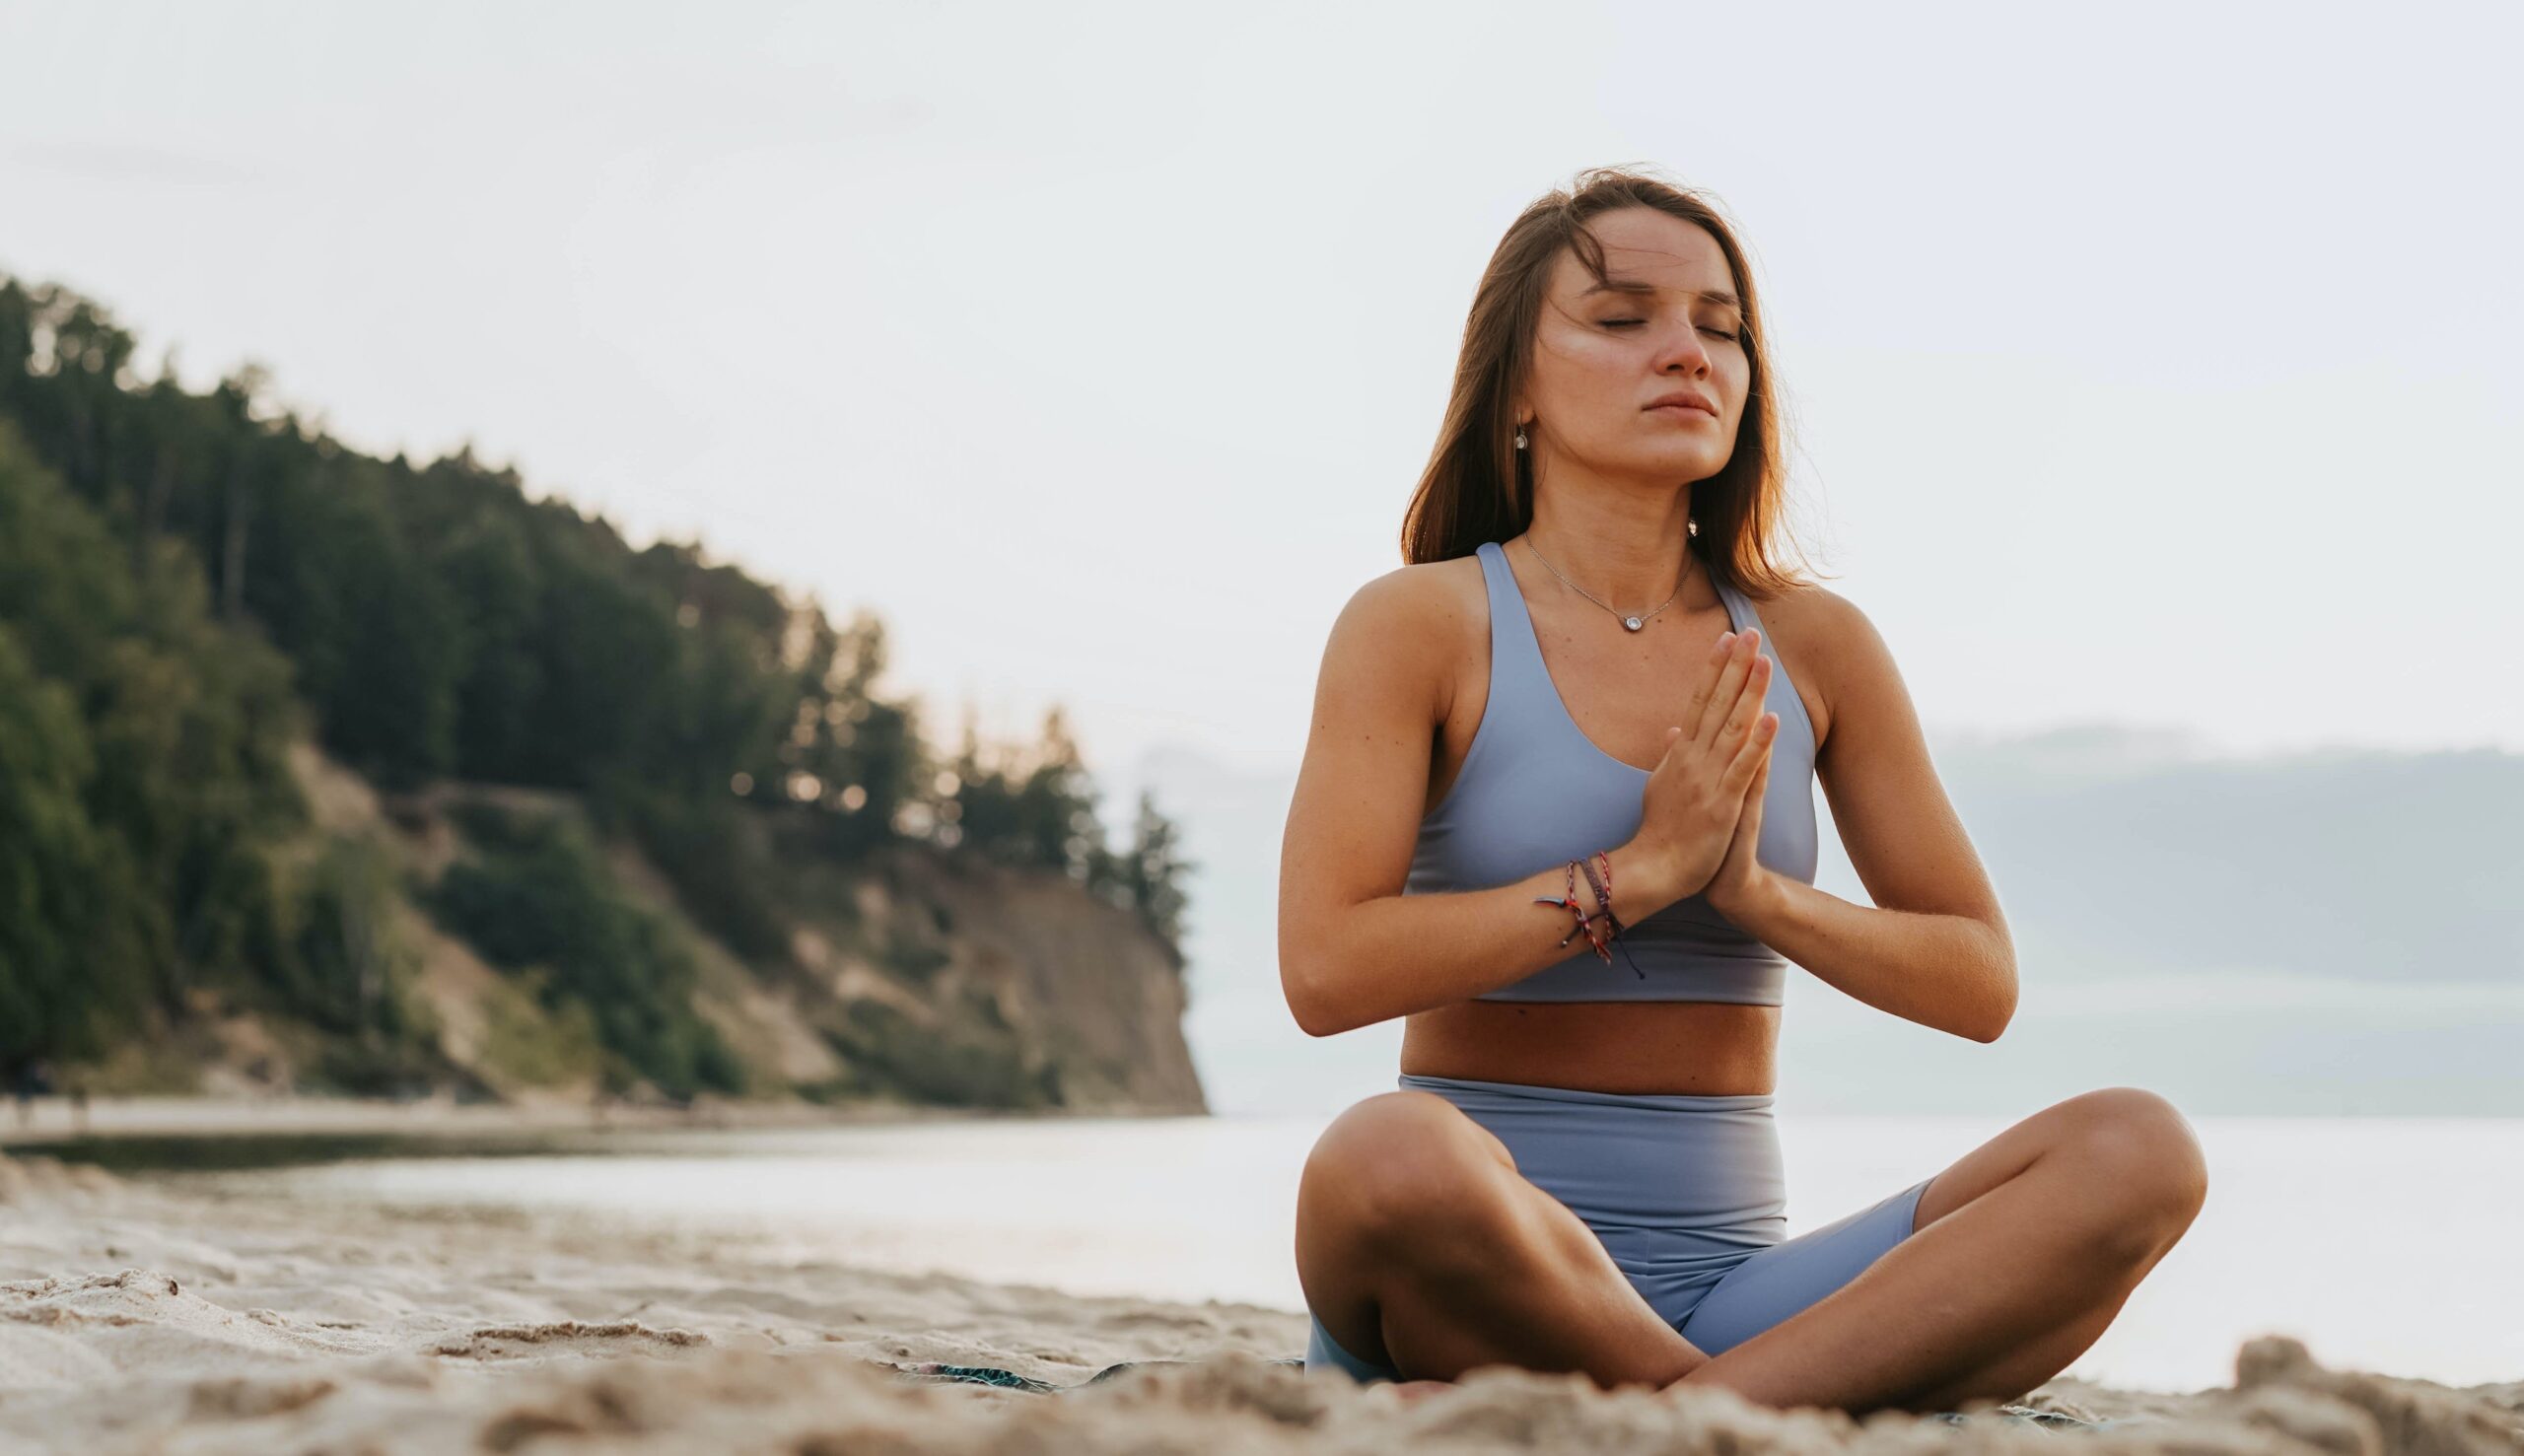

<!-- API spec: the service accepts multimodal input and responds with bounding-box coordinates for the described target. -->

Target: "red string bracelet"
[1578,851,1647,979]
[1533,852,1632,966]
[1532,861,1603,958]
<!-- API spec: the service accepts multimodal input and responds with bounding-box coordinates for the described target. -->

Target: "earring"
[1687,517,1699,537]
[1514,426,1528,450]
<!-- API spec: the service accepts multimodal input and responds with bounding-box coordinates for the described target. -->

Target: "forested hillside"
[0,276,1200,1111]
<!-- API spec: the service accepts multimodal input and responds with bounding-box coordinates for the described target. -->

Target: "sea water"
[214,1113,2524,1394]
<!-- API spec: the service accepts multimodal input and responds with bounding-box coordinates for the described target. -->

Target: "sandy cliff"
[67,743,1206,1116]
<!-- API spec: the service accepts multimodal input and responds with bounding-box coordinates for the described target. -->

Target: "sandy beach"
[1,1144,2516,1455]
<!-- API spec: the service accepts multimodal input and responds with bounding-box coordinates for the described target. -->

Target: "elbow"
[1281,958,1356,1039]
[1288,992,1345,1039]
[1968,958,2008,1039]
[1278,909,1358,1036]
[1967,1002,2015,1044]
[1962,923,2016,1043]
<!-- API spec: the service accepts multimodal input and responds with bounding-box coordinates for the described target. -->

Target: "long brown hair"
[1398,166,1812,598]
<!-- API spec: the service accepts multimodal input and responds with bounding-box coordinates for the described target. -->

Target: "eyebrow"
[1579,280,1743,311]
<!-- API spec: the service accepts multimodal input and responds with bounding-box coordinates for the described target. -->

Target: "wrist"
[1610,840,1688,920]
[1711,865,1783,926]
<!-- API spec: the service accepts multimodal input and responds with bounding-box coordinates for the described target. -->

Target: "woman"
[1277,168,2207,1415]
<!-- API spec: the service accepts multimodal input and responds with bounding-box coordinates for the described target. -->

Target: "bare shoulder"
[1740,578,1893,749]
[1753,579,1889,667]
[1282,553,1488,965]
[1336,553,1482,630]
[1318,553,1487,722]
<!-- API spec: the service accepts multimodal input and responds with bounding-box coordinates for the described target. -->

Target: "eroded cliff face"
[780,845,1207,1115]
[77,744,1207,1117]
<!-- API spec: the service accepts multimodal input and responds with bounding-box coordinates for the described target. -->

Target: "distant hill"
[0,273,1202,1113]
[1924,725,2521,989]
[1135,728,2523,1117]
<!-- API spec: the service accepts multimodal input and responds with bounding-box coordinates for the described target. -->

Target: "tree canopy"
[0,274,1194,1090]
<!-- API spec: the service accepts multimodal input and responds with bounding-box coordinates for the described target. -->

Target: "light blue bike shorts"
[1304,1073,1935,1383]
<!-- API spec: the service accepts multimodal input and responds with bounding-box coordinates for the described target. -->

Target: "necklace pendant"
[1623,615,1644,632]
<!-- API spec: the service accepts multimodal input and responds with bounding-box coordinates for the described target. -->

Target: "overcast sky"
[6,1,2516,790]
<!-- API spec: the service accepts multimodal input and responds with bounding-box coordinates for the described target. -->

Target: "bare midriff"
[1399,999,1780,1096]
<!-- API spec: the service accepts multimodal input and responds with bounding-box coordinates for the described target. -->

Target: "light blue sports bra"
[1406,539,1820,1005]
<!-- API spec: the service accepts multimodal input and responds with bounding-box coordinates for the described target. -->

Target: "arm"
[1277,569,1698,1038]
[1709,589,2017,1043]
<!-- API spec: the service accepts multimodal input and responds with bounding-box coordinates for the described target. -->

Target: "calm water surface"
[165,1113,2524,1394]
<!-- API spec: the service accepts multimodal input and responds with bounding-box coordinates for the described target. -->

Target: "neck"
[1521,474,1699,612]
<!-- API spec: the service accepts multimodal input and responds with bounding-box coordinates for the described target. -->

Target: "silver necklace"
[1520,536,1693,633]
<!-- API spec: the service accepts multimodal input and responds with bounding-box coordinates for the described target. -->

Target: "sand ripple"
[0,1149,2512,1455]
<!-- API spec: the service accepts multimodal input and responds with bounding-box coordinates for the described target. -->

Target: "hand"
[1703,731,1775,922]
[1622,628,1779,906]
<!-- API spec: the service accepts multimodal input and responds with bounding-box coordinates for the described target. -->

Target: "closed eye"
[1600,318,1741,341]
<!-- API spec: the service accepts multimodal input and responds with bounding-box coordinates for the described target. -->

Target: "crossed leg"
[1296,1086,1706,1389]
[1294,1084,2208,1414]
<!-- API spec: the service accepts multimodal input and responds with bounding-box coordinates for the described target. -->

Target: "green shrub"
[431,810,741,1100]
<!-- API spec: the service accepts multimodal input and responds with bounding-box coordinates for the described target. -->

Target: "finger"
[1718,712,1777,796]
[1680,632,1735,733]
[1735,759,1770,847]
[1724,725,1776,818]
[1692,629,1759,744]
[1699,647,1770,771]
[1719,653,1773,748]
[1648,724,1685,771]
[1739,726,1775,791]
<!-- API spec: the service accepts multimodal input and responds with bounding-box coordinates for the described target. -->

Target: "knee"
[2058,1087,2208,1252]
[1301,1092,1517,1257]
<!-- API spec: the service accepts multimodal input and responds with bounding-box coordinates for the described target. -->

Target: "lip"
[1644,390,1718,418]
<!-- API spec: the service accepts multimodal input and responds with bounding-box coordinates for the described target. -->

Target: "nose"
[1650,318,1712,377]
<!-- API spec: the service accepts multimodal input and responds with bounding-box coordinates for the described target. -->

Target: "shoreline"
[2,1148,2518,1453]
[0,1091,1205,1149]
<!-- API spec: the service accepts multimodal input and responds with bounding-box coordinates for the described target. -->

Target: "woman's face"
[1518,206,1749,489]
